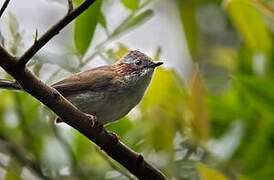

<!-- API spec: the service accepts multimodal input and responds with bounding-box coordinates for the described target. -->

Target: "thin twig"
[34,29,38,42]
[0,0,10,19]
[67,0,73,14]
[98,51,114,64]
[18,0,96,66]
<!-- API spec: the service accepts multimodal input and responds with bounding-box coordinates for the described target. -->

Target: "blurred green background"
[0,0,273,179]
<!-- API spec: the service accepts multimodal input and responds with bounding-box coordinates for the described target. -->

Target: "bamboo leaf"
[120,0,140,11]
[235,75,274,113]
[225,0,272,52]
[187,66,210,142]
[197,164,231,180]
[74,0,103,55]
[110,10,154,40]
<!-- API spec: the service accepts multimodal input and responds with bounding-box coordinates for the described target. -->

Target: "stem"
[0,0,10,19]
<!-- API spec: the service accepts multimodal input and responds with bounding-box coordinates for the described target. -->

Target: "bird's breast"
[64,72,153,125]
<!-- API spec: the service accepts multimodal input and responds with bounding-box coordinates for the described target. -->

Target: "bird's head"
[115,50,163,86]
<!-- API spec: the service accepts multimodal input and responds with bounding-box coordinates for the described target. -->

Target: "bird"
[0,50,163,125]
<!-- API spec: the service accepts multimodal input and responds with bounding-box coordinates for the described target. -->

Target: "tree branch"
[67,0,74,14]
[0,1,168,179]
[0,0,10,19]
[18,0,96,66]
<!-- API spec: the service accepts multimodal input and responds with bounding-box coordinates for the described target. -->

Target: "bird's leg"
[84,113,97,127]
[84,114,119,143]
[109,131,120,144]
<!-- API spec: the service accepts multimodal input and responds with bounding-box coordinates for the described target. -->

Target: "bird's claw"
[84,113,97,127]
[109,132,120,144]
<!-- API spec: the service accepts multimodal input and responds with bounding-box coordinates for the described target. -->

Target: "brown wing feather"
[52,65,118,96]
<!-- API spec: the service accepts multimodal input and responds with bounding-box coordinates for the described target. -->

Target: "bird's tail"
[0,79,22,90]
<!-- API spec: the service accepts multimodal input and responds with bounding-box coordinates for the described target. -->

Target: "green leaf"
[6,12,22,55]
[188,66,210,142]
[177,0,198,56]
[226,0,272,52]
[105,117,133,137]
[110,9,154,40]
[197,164,231,180]
[235,75,274,113]
[242,118,273,173]
[98,13,107,29]
[120,0,140,11]
[5,170,21,180]
[140,67,185,151]
[74,0,103,55]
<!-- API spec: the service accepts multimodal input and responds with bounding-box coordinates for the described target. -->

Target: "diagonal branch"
[18,0,96,66]
[67,0,74,14]
[0,53,168,179]
[0,0,10,19]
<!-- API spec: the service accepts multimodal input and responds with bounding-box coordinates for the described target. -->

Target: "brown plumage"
[51,50,163,125]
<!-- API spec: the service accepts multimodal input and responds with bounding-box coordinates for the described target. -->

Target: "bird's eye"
[135,60,142,65]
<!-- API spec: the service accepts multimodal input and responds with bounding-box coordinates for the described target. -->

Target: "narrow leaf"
[197,164,231,180]
[120,0,140,11]
[235,75,274,113]
[74,0,103,55]
[188,65,210,142]
[110,9,154,39]
[98,12,107,29]
[226,0,272,52]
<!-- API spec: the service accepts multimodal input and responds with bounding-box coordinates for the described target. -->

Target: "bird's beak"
[149,61,163,68]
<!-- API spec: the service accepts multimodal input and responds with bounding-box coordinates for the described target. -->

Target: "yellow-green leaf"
[225,0,272,52]
[140,67,185,151]
[120,0,140,11]
[197,164,231,180]
[187,66,210,142]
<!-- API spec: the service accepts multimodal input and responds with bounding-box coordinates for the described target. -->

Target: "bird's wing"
[52,65,118,96]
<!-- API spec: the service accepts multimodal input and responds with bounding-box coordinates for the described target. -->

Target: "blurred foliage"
[197,164,231,180]
[74,0,104,56]
[120,0,140,11]
[0,0,274,179]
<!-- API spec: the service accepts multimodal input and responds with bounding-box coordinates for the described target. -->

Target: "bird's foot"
[109,132,120,144]
[84,113,97,127]
[137,154,144,166]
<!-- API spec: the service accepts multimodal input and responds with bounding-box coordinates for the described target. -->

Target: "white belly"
[65,70,154,125]
[65,87,144,125]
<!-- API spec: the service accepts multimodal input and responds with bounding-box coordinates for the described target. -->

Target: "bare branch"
[0,0,10,19]
[34,29,38,42]
[67,0,73,14]
[18,0,96,66]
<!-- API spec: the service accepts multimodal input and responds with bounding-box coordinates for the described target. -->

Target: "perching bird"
[0,50,163,125]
